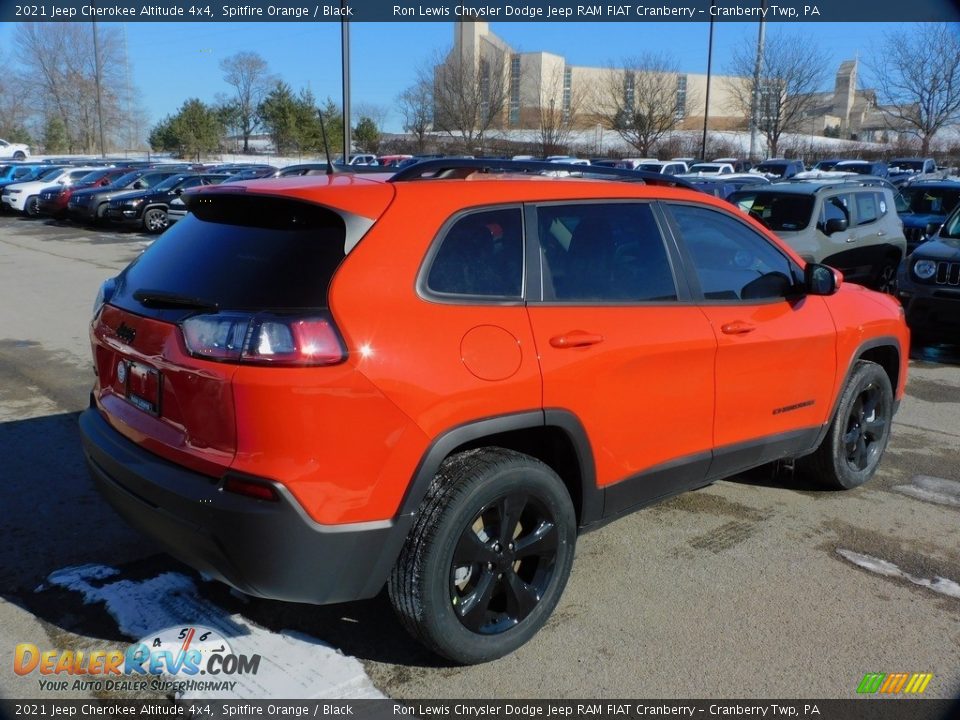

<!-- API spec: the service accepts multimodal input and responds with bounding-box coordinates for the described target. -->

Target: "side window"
[855,191,879,225]
[668,204,799,301]
[426,207,523,299]
[821,193,850,227]
[536,202,677,303]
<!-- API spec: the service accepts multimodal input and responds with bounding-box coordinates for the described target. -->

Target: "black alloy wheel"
[389,447,576,664]
[798,360,893,489]
[451,492,559,634]
[842,382,887,472]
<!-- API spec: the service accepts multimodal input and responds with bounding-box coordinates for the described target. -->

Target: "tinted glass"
[669,204,797,301]
[855,192,879,225]
[537,203,676,302]
[426,208,523,298]
[821,194,851,226]
[729,191,814,231]
[900,187,960,215]
[112,196,346,313]
[153,174,190,191]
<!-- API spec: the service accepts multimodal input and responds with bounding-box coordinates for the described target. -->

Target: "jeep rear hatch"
[91,188,392,476]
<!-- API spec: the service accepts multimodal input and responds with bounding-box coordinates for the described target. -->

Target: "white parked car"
[635,160,689,175]
[685,162,735,175]
[0,138,30,160]
[1,166,100,216]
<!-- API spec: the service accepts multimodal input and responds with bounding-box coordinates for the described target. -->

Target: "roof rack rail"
[387,158,698,190]
[774,175,893,192]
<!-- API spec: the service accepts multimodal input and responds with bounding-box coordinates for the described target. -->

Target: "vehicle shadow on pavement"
[0,411,448,667]
[910,338,960,365]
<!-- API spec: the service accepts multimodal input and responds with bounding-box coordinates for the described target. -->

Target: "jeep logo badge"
[116,322,136,344]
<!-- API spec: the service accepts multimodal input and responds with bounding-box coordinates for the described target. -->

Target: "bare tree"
[533,64,586,157]
[868,24,960,155]
[594,54,689,157]
[725,32,829,158]
[220,51,274,152]
[397,78,433,153]
[14,23,132,153]
[428,46,508,154]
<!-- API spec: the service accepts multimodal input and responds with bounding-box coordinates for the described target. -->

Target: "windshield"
[814,160,839,171]
[891,160,924,172]
[77,169,111,183]
[689,164,720,173]
[38,168,64,181]
[110,171,143,187]
[756,163,787,175]
[729,191,815,232]
[152,174,190,191]
[638,163,663,172]
[900,187,960,215]
[837,163,871,175]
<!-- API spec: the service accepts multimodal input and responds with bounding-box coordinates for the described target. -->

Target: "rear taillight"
[180,312,345,366]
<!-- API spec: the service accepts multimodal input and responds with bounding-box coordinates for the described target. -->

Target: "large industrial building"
[443,21,890,140]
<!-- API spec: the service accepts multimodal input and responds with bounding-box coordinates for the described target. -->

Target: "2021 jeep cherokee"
[80,160,909,664]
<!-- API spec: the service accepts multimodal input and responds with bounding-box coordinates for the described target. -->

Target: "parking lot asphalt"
[0,213,958,701]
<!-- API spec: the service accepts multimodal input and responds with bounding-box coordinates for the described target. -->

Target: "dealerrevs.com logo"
[14,626,261,694]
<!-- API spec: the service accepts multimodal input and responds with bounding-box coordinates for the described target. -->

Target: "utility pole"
[748,1,767,162]
[341,0,351,163]
[92,20,107,157]
[700,1,715,161]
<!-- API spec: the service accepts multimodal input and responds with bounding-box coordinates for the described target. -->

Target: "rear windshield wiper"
[133,289,219,311]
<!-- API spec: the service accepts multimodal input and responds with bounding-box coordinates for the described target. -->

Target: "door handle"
[721,321,756,335]
[876,230,886,237]
[845,236,856,243]
[549,331,604,348]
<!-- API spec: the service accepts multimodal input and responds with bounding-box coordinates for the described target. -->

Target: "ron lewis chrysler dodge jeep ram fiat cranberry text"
[80,160,909,664]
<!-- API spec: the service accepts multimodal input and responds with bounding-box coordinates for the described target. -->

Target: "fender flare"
[396,408,601,526]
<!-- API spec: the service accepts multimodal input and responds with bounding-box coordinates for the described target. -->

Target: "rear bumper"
[79,406,412,605]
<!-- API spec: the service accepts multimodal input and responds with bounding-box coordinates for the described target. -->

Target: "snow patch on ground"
[836,550,960,600]
[45,565,384,700]
[893,475,960,508]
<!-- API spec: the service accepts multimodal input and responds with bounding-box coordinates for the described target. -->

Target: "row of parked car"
[0,159,363,232]
[2,154,957,338]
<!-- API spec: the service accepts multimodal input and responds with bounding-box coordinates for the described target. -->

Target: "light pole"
[341,0,351,163]
[700,0,716,161]
[749,1,768,162]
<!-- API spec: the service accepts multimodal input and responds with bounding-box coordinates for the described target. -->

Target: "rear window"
[729,191,815,231]
[111,196,346,316]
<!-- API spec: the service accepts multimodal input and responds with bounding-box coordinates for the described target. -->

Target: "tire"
[389,447,576,664]
[13,151,25,160]
[142,207,168,233]
[874,255,899,295]
[93,203,108,225]
[797,361,894,490]
[24,196,39,217]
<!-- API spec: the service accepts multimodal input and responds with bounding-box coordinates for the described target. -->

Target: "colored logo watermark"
[14,625,261,694]
[857,672,933,695]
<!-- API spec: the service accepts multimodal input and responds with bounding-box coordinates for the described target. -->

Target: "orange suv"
[80,160,909,664]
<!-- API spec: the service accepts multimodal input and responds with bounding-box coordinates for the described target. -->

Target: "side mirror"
[173,187,183,195]
[925,222,941,237]
[823,217,848,235]
[806,263,842,295]
[132,181,143,189]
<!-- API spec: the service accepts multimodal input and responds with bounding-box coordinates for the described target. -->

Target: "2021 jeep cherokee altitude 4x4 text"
[81,160,909,664]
